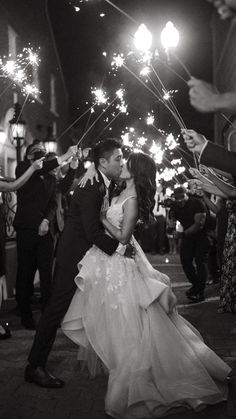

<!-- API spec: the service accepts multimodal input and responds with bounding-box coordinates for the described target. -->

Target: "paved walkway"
[1,253,236,419]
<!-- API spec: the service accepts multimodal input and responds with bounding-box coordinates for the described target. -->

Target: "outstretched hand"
[79,162,99,187]
[199,164,215,178]
[32,157,45,171]
[207,0,236,19]
[188,78,218,113]
[168,291,177,314]
[189,167,202,179]
[182,129,208,154]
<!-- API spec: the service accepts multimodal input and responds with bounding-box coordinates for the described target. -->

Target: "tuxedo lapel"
[97,171,106,199]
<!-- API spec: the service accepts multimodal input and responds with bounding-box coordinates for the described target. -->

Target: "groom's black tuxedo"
[28,172,119,368]
[56,172,118,270]
[200,141,236,176]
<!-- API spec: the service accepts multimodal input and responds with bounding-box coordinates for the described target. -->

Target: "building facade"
[0,0,70,178]
[0,0,71,297]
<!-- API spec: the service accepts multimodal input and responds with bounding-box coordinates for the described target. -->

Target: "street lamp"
[9,103,26,163]
[43,125,57,154]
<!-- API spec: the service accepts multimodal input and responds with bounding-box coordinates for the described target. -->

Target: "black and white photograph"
[0,1,236,418]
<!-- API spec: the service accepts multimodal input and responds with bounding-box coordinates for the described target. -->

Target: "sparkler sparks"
[146,114,155,125]
[166,133,178,150]
[91,87,108,105]
[140,66,151,76]
[149,142,164,164]
[0,46,41,99]
[111,53,125,69]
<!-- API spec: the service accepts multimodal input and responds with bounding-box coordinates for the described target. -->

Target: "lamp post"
[9,103,26,163]
[44,125,57,154]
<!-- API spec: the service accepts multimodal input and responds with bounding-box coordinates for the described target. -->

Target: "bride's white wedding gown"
[62,195,231,418]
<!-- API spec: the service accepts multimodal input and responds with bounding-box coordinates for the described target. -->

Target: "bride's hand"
[79,162,99,187]
[168,292,177,314]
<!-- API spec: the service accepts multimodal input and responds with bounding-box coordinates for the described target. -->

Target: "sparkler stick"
[77,96,118,146]
[123,63,185,130]
[17,94,29,122]
[149,64,187,129]
[0,80,15,98]
[146,73,186,130]
[94,110,122,141]
[104,0,138,24]
[83,110,93,135]
[221,113,236,130]
[170,51,192,80]
[156,56,188,85]
[57,105,94,141]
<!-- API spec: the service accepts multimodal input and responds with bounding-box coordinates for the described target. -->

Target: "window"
[50,74,57,114]
[8,26,18,59]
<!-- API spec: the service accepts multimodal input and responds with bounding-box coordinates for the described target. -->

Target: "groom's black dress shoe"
[24,365,65,388]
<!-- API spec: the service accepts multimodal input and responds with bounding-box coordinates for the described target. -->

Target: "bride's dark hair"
[127,152,156,223]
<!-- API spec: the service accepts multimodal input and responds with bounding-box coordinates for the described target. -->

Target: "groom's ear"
[99,157,107,169]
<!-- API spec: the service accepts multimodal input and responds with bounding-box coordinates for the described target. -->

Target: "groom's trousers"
[28,262,77,368]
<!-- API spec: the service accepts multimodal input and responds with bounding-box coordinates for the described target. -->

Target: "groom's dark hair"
[93,138,122,168]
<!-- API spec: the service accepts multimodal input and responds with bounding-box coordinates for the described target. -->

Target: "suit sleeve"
[78,184,119,255]
[44,186,57,225]
[59,167,76,195]
[200,141,236,176]
[16,159,58,178]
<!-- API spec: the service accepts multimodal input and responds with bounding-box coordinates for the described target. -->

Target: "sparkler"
[0,46,41,99]
[77,95,118,146]
[68,1,196,176]
[56,104,95,141]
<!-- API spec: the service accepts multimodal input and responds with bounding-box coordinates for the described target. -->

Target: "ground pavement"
[0,253,236,419]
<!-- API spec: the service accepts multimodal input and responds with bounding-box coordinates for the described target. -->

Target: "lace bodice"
[106,195,136,229]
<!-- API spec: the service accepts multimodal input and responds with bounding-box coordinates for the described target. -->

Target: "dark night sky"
[48,0,214,142]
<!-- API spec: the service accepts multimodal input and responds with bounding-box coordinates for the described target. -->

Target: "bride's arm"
[79,162,99,187]
[101,197,138,245]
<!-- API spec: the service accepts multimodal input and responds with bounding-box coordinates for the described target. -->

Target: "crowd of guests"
[0,141,86,337]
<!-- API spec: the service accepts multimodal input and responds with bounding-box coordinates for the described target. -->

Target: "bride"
[62,151,230,418]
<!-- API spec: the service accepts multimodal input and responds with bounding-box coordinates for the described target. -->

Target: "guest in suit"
[25,138,128,388]
[0,158,44,339]
[171,186,209,303]
[182,129,236,176]
[14,142,77,330]
[44,152,79,245]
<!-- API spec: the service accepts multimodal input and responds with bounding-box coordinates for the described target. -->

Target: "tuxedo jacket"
[200,141,236,176]
[56,172,119,270]
[14,159,59,231]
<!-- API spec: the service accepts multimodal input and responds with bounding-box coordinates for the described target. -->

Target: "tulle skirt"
[62,239,231,418]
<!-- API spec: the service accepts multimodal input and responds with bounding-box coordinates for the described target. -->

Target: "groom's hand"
[124,242,136,259]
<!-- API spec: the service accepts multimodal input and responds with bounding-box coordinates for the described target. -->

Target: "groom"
[25,138,124,388]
